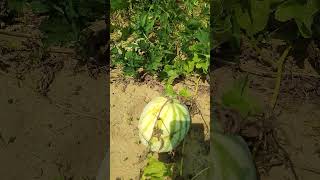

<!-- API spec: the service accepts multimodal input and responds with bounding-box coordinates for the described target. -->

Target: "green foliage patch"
[213,0,320,50]
[141,155,174,180]
[222,75,261,118]
[111,0,210,85]
[7,0,105,46]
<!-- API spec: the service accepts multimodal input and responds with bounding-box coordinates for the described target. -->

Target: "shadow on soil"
[158,123,209,180]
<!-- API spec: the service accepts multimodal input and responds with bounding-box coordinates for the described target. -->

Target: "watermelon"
[208,132,257,180]
[138,96,191,152]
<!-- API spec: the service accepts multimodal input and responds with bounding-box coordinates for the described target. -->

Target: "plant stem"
[180,139,186,176]
[270,46,291,109]
[249,35,277,70]
[190,167,209,180]
[194,76,201,97]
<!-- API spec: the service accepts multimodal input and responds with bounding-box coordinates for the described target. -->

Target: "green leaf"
[212,0,223,16]
[208,131,257,180]
[140,13,147,29]
[187,18,202,30]
[221,76,261,117]
[195,60,209,74]
[39,16,77,46]
[147,49,163,71]
[164,84,177,98]
[275,0,320,38]
[234,0,270,35]
[192,53,200,63]
[8,0,26,12]
[213,15,234,48]
[179,87,192,98]
[30,0,50,14]
[121,27,133,40]
[111,0,129,11]
[145,17,155,34]
[195,29,209,44]
[141,155,173,180]
[165,68,179,84]
[78,0,105,22]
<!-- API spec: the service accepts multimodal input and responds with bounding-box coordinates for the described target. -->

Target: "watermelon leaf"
[141,154,173,179]
[178,87,192,99]
[234,0,270,36]
[7,0,26,13]
[275,0,320,38]
[221,75,261,118]
[164,84,177,98]
[30,0,50,14]
[111,0,129,11]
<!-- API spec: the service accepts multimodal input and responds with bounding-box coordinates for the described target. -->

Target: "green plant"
[141,155,174,180]
[221,75,261,118]
[212,0,320,51]
[164,84,192,99]
[274,0,320,38]
[7,0,25,13]
[111,0,210,84]
[111,0,129,11]
[7,0,105,46]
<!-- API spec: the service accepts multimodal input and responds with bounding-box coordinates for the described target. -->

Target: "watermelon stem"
[154,97,172,134]
[179,138,186,176]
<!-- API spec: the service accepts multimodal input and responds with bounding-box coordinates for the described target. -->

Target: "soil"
[0,54,107,180]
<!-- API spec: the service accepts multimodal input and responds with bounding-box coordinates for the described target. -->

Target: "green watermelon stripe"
[213,133,257,179]
[174,104,183,149]
[169,105,177,136]
[173,104,184,150]
[161,102,184,152]
[162,103,175,151]
[213,139,241,179]
[175,104,189,137]
[170,102,182,148]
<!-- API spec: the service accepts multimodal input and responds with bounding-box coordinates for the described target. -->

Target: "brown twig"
[13,47,75,54]
[0,29,39,39]
[47,47,75,54]
[51,101,104,121]
[239,64,320,79]
[295,165,320,176]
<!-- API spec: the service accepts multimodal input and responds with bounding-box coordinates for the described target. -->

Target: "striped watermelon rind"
[138,96,191,152]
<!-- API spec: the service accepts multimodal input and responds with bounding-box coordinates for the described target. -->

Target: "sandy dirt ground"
[0,57,107,180]
[110,69,210,180]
